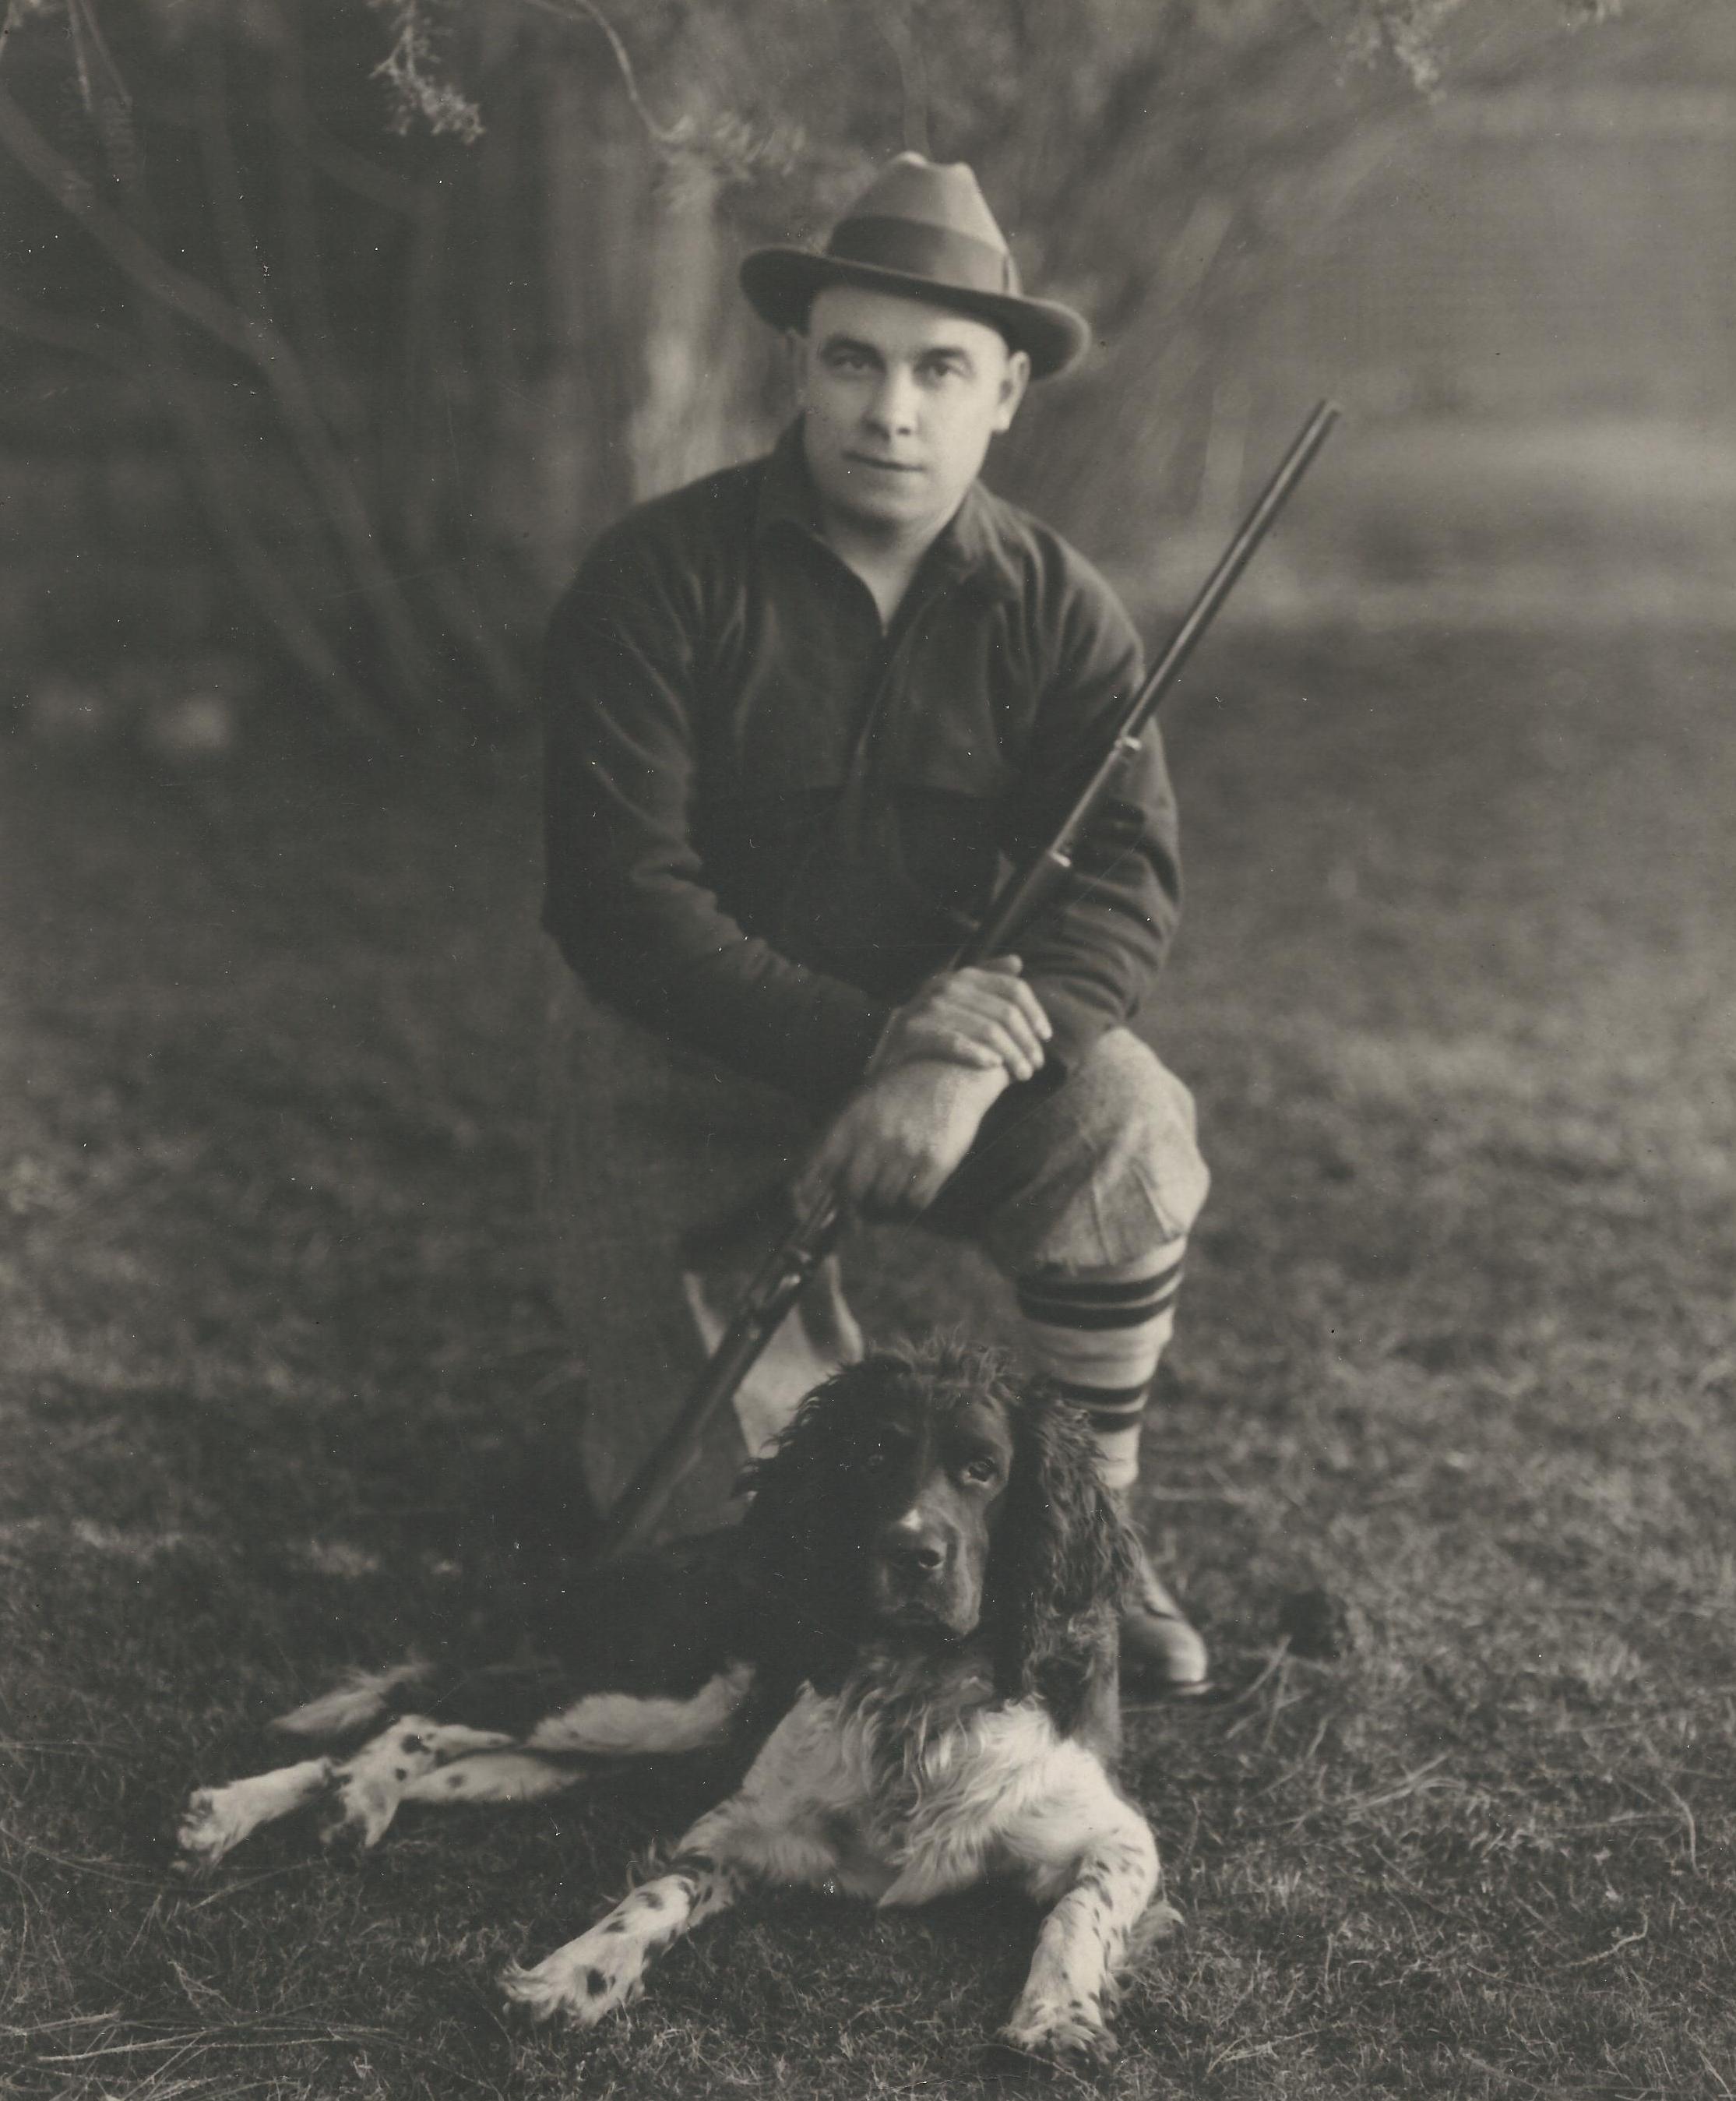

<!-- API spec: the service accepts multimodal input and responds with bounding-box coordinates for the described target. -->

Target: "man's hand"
[794,1058,1009,1221]
[870,956,1051,1084]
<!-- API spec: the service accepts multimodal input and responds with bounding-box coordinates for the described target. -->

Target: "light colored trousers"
[540,950,1210,1538]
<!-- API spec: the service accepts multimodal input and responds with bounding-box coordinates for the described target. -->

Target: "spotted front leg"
[1000,1802,1164,2066]
[500,1844,741,2025]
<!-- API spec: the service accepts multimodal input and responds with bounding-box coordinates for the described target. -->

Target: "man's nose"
[864,368,918,435]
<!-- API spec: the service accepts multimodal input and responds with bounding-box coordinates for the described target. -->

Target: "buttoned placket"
[761,525,974,981]
[797,527,970,805]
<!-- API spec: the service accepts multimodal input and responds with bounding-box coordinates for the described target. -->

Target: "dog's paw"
[175,1787,241,1872]
[175,1757,336,1870]
[500,1935,646,2027]
[998,1997,1118,2071]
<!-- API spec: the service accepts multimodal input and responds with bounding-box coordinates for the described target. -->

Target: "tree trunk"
[627,160,731,502]
[528,63,643,589]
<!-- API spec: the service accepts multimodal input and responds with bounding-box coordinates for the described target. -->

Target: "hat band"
[826,215,1019,298]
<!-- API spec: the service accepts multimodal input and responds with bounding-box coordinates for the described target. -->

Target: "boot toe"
[1119,1598,1211,1696]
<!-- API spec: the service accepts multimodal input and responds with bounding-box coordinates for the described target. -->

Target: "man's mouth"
[846,453,924,475]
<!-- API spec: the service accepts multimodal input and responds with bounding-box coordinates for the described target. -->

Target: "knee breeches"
[540,956,1209,1532]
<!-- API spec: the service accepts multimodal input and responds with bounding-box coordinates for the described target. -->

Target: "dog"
[177,1338,1174,2064]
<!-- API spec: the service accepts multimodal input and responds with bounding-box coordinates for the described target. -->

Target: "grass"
[2,624,1734,2098]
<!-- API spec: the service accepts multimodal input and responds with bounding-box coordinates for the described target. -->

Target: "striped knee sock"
[1015,1246,1186,1492]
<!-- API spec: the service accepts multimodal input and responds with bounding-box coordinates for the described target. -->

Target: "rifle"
[592,398,1343,1563]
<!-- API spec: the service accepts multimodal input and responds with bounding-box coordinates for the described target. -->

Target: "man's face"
[792,284,1030,540]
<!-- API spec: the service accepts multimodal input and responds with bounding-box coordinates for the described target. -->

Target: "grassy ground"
[3,625,1734,2099]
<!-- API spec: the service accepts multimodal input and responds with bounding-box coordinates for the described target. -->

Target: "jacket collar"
[755,420,1023,601]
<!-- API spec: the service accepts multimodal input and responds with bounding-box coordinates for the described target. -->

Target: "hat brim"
[740,248,1090,380]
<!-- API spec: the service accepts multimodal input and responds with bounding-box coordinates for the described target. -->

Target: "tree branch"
[506,0,687,150]
[0,76,439,723]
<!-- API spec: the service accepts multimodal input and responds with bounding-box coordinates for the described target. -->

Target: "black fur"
[349,1339,1130,1759]
[738,1336,1131,1743]
[989,1377,1135,1745]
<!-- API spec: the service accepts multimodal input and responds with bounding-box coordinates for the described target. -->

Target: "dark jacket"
[542,423,1181,1105]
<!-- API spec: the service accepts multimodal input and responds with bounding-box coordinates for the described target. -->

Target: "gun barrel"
[590,400,1343,1562]
[965,399,1340,969]
[1129,399,1340,744]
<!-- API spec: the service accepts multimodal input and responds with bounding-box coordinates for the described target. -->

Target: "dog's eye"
[861,1448,889,1472]
[960,1457,999,1486]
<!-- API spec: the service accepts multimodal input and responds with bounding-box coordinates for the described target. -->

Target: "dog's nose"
[887,1535,946,1576]
[880,1513,949,1580]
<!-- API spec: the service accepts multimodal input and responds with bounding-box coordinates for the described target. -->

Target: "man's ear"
[992,347,1031,434]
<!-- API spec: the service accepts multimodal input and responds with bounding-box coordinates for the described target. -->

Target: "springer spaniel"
[177,1339,1174,2065]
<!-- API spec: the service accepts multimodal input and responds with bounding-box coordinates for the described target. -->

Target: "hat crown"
[737,151,1087,377]
[840,153,1007,252]
[825,153,1022,300]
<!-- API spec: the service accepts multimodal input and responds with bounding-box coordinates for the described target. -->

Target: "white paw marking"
[500,1928,646,2026]
[176,1758,336,1868]
[1000,1997,1118,2067]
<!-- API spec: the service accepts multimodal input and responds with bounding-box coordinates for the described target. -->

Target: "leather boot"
[1111,1490,1210,1697]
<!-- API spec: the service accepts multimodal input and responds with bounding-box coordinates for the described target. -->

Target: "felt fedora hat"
[740,153,1090,379]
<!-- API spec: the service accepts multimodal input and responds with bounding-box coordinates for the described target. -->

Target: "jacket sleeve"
[997,567,1180,1073]
[541,522,889,1103]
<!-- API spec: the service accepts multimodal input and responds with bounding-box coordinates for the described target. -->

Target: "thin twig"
[1247,1712,1333,1799]
[1282,1753,1453,1831]
[34,2031,387,2067]
[1653,1779,1699,1871]
[1221,1639,1294,1720]
[0,2011,125,2036]
[1206,2025,1336,2076]
[1555,1917,1649,1972]
[506,0,685,148]
[178,1863,320,1911]
[0,1821,160,1888]
[0,1740,135,1757]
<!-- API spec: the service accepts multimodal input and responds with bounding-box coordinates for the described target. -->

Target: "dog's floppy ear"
[992,1383,1135,1734]
[734,1357,887,1673]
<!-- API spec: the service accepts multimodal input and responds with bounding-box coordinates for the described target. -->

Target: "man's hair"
[796,285,1016,361]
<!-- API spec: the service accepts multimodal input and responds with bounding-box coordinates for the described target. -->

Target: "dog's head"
[738,1336,1132,1733]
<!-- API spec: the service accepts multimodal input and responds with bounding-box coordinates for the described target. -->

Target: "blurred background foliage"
[0,0,1728,746]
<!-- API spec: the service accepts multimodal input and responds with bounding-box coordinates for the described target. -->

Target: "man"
[541,153,1211,1692]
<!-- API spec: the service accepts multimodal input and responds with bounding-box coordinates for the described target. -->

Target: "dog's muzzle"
[870,1516,981,1637]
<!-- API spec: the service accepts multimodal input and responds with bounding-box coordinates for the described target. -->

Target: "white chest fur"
[731,1680,1129,1908]
[499,1664,1164,2060]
